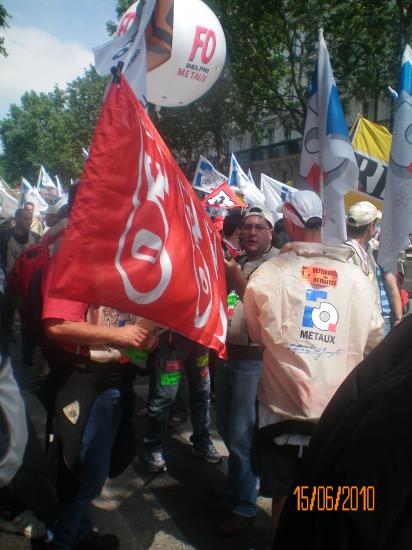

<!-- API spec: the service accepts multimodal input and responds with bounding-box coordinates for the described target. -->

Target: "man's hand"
[113,325,151,349]
[44,319,160,351]
[225,258,247,300]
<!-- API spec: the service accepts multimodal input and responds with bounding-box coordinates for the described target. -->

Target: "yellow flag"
[351,117,392,199]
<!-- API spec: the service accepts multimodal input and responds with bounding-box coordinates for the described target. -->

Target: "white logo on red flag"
[49,77,227,355]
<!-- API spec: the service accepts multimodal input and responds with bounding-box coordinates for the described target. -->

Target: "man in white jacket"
[243,190,383,531]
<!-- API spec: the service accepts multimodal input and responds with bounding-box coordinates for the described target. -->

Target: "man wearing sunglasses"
[215,205,278,536]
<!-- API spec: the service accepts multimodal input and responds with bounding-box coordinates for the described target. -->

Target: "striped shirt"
[376,265,391,319]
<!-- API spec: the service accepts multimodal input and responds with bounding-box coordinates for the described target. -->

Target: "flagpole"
[320,167,324,242]
[318,28,325,242]
[349,112,362,140]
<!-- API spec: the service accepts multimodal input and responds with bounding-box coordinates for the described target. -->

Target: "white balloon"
[117,0,226,107]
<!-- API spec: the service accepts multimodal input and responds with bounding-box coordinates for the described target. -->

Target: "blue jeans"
[215,359,262,518]
[383,317,391,337]
[144,332,212,452]
[48,388,123,549]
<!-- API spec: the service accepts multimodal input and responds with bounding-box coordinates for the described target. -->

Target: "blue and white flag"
[379,45,412,273]
[93,0,156,106]
[260,173,296,223]
[228,153,264,206]
[82,147,89,160]
[18,177,48,215]
[192,155,227,193]
[299,29,358,244]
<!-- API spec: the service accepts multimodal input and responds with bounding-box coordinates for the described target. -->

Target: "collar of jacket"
[280,241,353,262]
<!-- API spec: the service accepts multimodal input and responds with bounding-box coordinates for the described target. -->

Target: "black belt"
[227,343,262,360]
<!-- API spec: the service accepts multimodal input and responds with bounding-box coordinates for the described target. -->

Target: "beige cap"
[347,201,378,227]
[242,205,274,228]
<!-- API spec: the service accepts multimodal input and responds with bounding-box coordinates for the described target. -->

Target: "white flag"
[55,175,63,197]
[0,176,19,200]
[0,178,18,219]
[93,0,156,105]
[378,45,412,273]
[299,29,358,244]
[260,174,296,222]
[19,177,48,215]
[228,153,264,206]
[37,165,56,189]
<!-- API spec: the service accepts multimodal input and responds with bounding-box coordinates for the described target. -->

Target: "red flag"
[201,182,247,209]
[49,78,227,356]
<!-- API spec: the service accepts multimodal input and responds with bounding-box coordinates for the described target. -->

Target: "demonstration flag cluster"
[17,166,66,215]
[18,177,48,215]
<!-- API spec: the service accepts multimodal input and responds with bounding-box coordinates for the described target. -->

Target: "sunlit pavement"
[1,334,272,549]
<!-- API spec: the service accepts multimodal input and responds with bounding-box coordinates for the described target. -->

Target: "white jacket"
[244,242,384,422]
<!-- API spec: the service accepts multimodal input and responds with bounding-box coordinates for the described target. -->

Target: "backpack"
[7,241,49,307]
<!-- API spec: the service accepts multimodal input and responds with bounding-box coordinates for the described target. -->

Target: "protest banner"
[50,77,227,356]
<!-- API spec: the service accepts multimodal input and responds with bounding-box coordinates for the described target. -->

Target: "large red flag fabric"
[201,182,247,209]
[49,77,227,355]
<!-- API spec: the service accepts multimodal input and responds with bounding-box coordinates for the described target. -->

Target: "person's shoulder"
[249,253,282,285]
[265,246,279,260]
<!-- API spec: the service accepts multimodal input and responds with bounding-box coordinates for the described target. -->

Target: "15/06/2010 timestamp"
[293,485,375,511]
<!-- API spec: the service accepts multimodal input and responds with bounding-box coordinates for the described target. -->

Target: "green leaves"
[0,2,10,57]
[0,66,108,185]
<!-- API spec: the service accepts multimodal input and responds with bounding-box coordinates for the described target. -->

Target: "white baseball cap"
[278,190,324,228]
[347,201,378,227]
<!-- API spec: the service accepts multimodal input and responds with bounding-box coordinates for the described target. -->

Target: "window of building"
[266,127,275,144]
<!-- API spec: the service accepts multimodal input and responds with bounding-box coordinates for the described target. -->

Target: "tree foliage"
[2,1,411,186]
[0,67,108,185]
[0,2,10,57]
[211,0,412,134]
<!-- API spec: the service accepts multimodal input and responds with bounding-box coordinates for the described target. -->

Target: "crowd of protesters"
[0,184,411,550]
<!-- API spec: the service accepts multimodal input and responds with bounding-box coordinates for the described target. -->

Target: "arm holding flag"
[44,318,152,349]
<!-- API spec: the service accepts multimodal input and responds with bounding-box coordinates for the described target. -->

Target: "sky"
[0,0,119,122]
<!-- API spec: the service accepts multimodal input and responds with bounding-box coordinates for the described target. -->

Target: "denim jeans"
[144,332,211,452]
[383,316,391,337]
[48,388,123,549]
[215,359,262,518]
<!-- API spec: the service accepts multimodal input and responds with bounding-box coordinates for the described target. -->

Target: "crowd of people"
[0,185,410,550]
